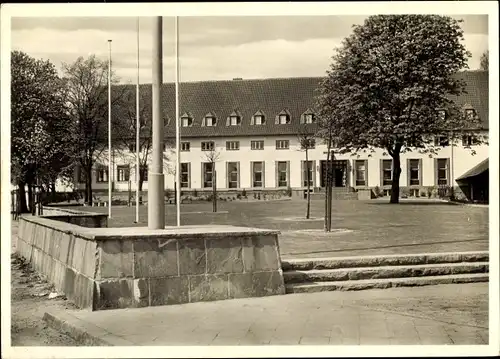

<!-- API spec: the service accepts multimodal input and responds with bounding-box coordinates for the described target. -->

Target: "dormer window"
[202,112,217,127]
[251,110,266,125]
[276,109,291,125]
[465,109,476,120]
[226,110,242,126]
[301,109,316,124]
[181,112,194,127]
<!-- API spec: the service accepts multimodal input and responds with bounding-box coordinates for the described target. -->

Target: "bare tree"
[61,55,125,205]
[203,145,221,212]
[297,126,316,219]
[480,50,488,71]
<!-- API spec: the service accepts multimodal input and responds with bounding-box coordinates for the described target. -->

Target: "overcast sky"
[11,15,488,84]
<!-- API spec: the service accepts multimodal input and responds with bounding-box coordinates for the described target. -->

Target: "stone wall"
[42,206,108,228]
[16,216,285,311]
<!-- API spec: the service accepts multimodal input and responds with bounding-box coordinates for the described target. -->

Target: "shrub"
[242,188,247,197]
[286,186,292,197]
[237,193,242,199]
[193,189,198,197]
[373,186,383,198]
[400,187,411,199]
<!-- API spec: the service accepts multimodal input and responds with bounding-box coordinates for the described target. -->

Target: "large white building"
[72,70,489,202]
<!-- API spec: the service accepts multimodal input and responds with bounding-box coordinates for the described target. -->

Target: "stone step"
[285,273,489,294]
[281,251,489,271]
[283,262,489,283]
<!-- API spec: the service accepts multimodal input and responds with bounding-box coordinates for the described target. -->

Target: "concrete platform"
[43,283,489,346]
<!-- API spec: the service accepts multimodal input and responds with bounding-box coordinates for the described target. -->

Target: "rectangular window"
[302,161,314,187]
[140,165,148,182]
[409,159,420,185]
[181,142,190,151]
[355,160,367,186]
[182,117,192,127]
[226,141,240,151]
[254,115,264,125]
[96,167,108,183]
[117,165,130,182]
[279,114,289,124]
[252,162,264,188]
[465,109,476,120]
[202,162,213,188]
[276,140,289,150]
[301,139,316,150]
[206,116,216,127]
[201,141,215,151]
[277,161,288,187]
[437,158,449,185]
[462,135,479,147]
[227,162,239,189]
[305,114,314,124]
[230,116,240,126]
[251,140,264,150]
[180,163,190,188]
[382,160,392,186]
[434,136,449,147]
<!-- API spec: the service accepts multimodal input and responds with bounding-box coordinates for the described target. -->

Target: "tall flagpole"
[135,18,140,223]
[175,16,181,227]
[108,39,112,218]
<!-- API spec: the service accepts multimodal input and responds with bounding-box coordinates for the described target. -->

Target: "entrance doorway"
[320,160,348,187]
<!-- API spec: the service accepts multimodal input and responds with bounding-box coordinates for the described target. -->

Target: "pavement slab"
[43,282,488,346]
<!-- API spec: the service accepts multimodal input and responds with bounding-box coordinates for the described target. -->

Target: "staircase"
[282,251,489,293]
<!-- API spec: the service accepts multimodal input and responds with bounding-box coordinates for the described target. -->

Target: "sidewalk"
[44,282,488,346]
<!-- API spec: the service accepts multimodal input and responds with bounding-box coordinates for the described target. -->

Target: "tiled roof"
[114,71,488,139]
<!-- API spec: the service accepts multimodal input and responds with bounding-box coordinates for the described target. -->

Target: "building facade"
[69,71,489,201]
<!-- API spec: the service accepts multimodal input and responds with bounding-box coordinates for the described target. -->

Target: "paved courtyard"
[82,199,489,258]
[44,282,489,345]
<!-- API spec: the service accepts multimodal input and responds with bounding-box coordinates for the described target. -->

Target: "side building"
[71,71,489,203]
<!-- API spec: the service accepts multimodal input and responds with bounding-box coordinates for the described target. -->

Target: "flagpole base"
[147,172,165,229]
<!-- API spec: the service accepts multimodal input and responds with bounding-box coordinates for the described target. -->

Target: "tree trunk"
[327,152,334,231]
[324,140,332,232]
[212,170,217,213]
[18,180,28,213]
[138,176,144,205]
[28,183,34,214]
[390,152,402,204]
[305,149,311,219]
[86,174,93,206]
[50,181,56,203]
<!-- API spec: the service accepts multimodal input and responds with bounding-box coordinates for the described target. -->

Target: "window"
[181,114,193,127]
[408,159,420,186]
[434,136,449,147]
[355,160,367,186]
[252,162,264,188]
[382,159,392,186]
[254,115,264,125]
[436,158,449,185]
[276,140,289,150]
[181,142,190,151]
[201,141,215,151]
[279,114,290,124]
[227,162,239,189]
[117,165,130,182]
[301,109,316,124]
[203,114,217,127]
[140,165,148,182]
[227,111,242,126]
[300,139,316,150]
[251,111,266,125]
[180,163,190,188]
[465,109,476,120]
[226,141,240,151]
[302,161,314,187]
[462,135,479,147]
[202,162,213,188]
[96,167,108,183]
[251,140,264,150]
[277,161,288,187]
[306,114,314,124]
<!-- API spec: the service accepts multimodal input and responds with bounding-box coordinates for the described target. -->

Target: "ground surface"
[10,224,79,346]
[44,282,489,345]
[82,199,489,258]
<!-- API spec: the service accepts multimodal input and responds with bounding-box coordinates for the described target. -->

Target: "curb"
[43,311,134,346]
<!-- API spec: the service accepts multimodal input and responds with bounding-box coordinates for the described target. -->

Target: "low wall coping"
[20,215,280,241]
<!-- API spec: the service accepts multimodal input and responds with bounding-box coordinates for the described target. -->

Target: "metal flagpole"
[108,39,112,218]
[175,16,181,227]
[135,17,140,223]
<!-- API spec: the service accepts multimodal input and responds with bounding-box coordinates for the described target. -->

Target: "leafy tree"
[11,51,70,213]
[203,146,221,212]
[61,55,125,205]
[317,15,484,204]
[480,50,488,71]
